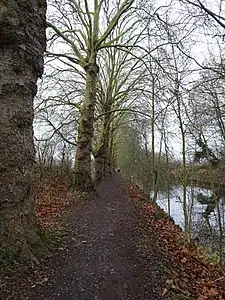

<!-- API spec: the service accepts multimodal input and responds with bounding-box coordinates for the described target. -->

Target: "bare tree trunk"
[95,111,112,182]
[108,127,117,170]
[216,200,223,264]
[74,62,99,191]
[0,0,47,262]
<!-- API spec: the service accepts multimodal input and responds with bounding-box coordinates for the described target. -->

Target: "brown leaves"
[127,184,225,300]
[34,177,72,228]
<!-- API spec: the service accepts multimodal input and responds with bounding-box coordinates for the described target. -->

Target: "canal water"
[157,186,213,227]
[156,185,225,253]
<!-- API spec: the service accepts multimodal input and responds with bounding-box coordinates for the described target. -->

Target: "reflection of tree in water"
[192,218,219,253]
[197,192,220,226]
[193,189,225,260]
[192,132,225,261]
[157,184,225,260]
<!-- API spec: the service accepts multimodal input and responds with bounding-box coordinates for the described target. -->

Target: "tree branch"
[47,22,85,65]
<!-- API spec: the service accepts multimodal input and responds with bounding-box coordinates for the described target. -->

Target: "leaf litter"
[127,183,225,300]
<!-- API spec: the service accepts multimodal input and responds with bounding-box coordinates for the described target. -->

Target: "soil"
[0,173,167,300]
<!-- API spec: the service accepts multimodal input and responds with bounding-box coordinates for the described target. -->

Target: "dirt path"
[1,174,166,300]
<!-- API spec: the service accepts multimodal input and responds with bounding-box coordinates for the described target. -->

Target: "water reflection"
[157,186,214,226]
[157,186,225,256]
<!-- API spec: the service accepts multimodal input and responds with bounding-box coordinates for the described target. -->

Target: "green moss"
[0,227,67,272]
[153,209,167,220]
[166,293,193,300]
[0,247,17,268]
[196,245,220,265]
[38,228,65,251]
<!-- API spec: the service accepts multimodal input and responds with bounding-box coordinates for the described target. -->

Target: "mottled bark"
[74,63,98,191]
[109,129,117,170]
[0,0,47,261]
[95,112,112,182]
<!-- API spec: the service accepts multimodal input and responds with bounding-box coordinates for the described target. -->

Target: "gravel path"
[1,174,166,300]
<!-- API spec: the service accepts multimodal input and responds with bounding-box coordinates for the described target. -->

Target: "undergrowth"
[0,247,17,268]
[166,294,193,300]
[0,166,74,273]
[38,227,68,251]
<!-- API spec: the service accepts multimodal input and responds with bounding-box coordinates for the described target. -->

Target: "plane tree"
[46,0,135,191]
[93,29,146,182]
[0,0,48,262]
